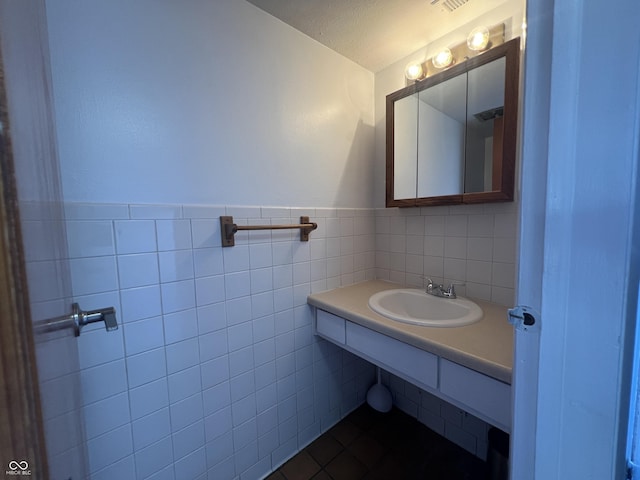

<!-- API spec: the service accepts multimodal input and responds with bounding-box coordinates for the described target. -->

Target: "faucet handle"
[447,282,465,297]
[425,277,433,292]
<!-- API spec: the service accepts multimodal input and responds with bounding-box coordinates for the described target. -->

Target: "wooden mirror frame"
[386,37,520,208]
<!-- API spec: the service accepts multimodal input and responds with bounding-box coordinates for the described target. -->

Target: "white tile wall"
[384,371,492,460]
[63,202,377,479]
[375,202,518,306]
[53,200,519,477]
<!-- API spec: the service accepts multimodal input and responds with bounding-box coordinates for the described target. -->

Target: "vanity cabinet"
[315,309,511,432]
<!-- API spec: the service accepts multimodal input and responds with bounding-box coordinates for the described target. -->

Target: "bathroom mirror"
[386,38,520,207]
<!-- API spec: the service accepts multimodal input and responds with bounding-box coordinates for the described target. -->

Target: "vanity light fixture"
[431,48,454,69]
[404,61,425,81]
[403,23,505,84]
[467,26,490,51]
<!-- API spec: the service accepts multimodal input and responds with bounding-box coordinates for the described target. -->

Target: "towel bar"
[220,215,317,247]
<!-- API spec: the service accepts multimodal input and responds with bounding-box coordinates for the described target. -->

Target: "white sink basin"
[368,289,483,327]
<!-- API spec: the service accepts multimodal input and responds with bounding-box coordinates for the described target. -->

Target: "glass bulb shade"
[467,27,490,51]
[405,62,424,80]
[432,48,453,69]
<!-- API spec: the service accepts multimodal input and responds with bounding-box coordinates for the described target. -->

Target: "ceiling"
[245,0,511,72]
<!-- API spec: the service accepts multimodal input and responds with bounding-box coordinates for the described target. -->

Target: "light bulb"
[467,26,490,51]
[432,48,453,69]
[405,61,424,81]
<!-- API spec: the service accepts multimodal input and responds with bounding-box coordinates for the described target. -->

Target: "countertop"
[307,280,513,384]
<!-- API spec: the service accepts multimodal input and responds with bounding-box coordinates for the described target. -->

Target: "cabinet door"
[439,358,511,432]
[346,322,438,391]
[316,310,346,345]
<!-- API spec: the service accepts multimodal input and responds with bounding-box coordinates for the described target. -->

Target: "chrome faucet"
[425,278,464,299]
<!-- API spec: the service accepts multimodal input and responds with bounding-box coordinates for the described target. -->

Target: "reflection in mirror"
[393,93,418,200]
[465,57,506,193]
[417,73,467,198]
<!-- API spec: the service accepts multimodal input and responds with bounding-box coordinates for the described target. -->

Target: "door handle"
[35,303,119,337]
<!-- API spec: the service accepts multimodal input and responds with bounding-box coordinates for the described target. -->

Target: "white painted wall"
[45,0,375,208]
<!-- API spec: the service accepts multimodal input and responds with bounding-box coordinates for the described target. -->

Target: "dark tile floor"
[267,404,486,480]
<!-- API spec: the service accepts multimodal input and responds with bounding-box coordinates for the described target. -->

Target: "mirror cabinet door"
[393,93,418,200]
[464,57,506,193]
[417,73,467,198]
